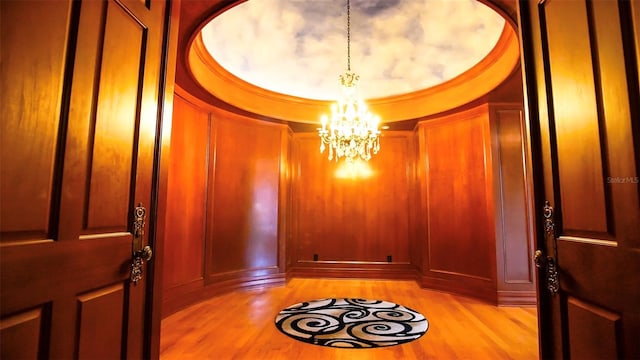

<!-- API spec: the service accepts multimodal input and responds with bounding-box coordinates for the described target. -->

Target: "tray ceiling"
[200,0,506,101]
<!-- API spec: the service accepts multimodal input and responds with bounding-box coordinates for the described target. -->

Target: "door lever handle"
[130,204,152,285]
[136,245,153,262]
[534,250,545,268]
[533,248,559,295]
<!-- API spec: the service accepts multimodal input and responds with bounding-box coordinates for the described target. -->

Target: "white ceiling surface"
[201,0,506,101]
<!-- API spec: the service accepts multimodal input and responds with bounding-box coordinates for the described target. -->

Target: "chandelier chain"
[317,0,381,163]
[347,0,351,71]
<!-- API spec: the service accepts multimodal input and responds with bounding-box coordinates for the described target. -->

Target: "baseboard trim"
[162,268,536,318]
[289,262,419,280]
[419,274,498,305]
[162,272,285,318]
[497,290,537,306]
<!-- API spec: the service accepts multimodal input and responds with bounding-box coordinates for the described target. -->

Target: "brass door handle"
[130,204,152,285]
[533,249,558,294]
[534,250,545,268]
[137,245,153,261]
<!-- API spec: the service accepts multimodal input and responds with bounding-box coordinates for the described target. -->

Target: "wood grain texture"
[0,0,70,238]
[290,132,413,271]
[417,105,497,301]
[207,109,284,275]
[493,108,532,282]
[490,105,536,305]
[160,278,538,359]
[77,285,125,360]
[0,0,170,358]
[520,0,640,357]
[146,1,182,357]
[567,297,621,360]
[85,1,144,231]
[163,95,209,289]
[544,0,609,235]
[589,0,640,248]
[0,308,45,359]
[161,90,288,317]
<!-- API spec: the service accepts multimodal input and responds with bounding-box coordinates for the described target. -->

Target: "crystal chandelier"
[318,0,381,162]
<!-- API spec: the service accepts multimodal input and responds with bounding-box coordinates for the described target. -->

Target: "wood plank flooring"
[160,278,539,359]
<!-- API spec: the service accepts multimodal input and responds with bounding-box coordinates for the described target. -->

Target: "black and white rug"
[275,298,428,348]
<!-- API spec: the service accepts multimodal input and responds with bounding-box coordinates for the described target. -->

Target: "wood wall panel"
[496,110,531,281]
[490,106,536,305]
[408,131,422,272]
[291,132,413,273]
[279,129,293,272]
[0,0,71,239]
[418,104,497,302]
[85,1,145,231]
[0,307,46,359]
[162,90,287,316]
[207,111,282,275]
[162,97,533,308]
[424,107,495,278]
[163,95,209,289]
[76,284,124,360]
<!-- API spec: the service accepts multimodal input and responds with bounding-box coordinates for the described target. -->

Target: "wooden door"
[0,0,173,358]
[519,0,640,358]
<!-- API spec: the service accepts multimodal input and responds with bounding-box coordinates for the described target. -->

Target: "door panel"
[519,0,640,358]
[77,284,125,359]
[0,0,169,358]
[87,0,146,231]
[567,297,621,360]
[0,0,71,239]
[0,308,45,360]
[544,0,608,235]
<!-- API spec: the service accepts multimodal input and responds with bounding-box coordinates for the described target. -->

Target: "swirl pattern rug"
[275,298,428,348]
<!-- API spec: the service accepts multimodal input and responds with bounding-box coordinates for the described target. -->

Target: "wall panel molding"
[162,94,209,290]
[290,262,418,281]
[163,90,535,315]
[490,104,536,305]
[416,103,498,303]
[162,89,288,317]
[289,131,414,276]
[162,271,285,317]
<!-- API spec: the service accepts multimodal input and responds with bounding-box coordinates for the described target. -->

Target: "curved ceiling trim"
[188,23,520,124]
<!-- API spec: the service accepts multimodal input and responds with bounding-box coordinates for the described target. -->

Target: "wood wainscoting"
[288,131,418,280]
[162,90,535,317]
[162,90,289,316]
[416,104,499,303]
[489,104,537,305]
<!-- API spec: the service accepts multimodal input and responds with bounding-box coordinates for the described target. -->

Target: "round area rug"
[275,298,428,348]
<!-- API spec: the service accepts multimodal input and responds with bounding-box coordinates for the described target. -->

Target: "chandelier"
[318,0,381,162]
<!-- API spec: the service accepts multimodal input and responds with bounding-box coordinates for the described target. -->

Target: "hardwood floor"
[160,278,539,359]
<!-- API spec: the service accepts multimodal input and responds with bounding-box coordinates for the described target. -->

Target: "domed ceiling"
[200,0,506,101]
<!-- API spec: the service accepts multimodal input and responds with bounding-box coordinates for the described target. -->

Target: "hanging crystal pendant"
[317,0,381,163]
